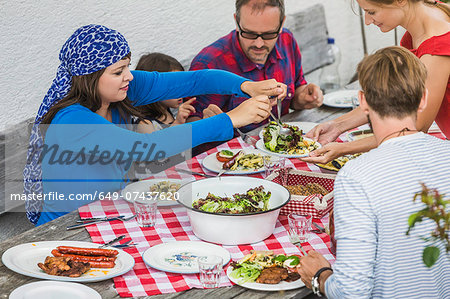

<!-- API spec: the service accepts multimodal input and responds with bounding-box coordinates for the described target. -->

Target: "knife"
[76,215,125,223]
[66,216,122,230]
[99,235,126,248]
[174,168,214,178]
[313,222,326,233]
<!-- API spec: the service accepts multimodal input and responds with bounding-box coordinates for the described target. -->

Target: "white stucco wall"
[0,0,399,131]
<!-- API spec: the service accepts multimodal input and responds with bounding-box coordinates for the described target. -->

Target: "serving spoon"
[268,111,291,137]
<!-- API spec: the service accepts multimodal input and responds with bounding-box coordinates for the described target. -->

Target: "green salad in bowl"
[192,186,271,214]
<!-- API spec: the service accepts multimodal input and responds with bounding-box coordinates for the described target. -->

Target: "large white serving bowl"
[177,176,290,245]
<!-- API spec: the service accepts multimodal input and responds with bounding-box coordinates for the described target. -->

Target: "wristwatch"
[311,267,333,297]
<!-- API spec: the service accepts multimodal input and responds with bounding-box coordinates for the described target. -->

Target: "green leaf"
[423,246,440,268]
[408,213,418,227]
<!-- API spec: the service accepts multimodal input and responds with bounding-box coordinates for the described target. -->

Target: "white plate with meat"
[201,149,268,175]
[1,241,135,282]
[226,265,305,291]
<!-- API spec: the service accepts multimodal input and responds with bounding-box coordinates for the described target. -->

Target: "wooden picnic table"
[0,105,350,299]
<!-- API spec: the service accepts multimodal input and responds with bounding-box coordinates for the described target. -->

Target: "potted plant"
[406,183,449,267]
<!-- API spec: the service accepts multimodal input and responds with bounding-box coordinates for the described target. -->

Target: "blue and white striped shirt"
[325,133,450,299]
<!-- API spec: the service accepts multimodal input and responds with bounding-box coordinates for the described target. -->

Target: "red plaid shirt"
[189,29,307,133]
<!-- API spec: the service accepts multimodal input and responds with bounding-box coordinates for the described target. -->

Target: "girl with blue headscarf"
[24,24,286,225]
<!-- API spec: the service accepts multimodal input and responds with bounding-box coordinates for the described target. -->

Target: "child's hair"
[135,53,184,122]
[357,46,427,118]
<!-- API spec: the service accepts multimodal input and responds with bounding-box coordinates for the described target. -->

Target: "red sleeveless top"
[401,31,450,138]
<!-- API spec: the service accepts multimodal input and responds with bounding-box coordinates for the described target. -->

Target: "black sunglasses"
[236,21,282,40]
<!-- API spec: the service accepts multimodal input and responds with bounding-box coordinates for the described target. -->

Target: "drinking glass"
[197,255,223,288]
[288,213,312,243]
[133,199,158,227]
[263,156,286,178]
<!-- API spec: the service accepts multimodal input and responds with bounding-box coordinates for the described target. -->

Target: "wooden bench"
[0,119,32,213]
[285,3,333,74]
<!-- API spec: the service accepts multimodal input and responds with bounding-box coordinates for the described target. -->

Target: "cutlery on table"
[99,235,126,248]
[67,214,137,230]
[313,222,326,233]
[76,215,126,223]
[174,168,215,178]
[291,240,308,256]
[216,169,229,177]
[112,240,137,249]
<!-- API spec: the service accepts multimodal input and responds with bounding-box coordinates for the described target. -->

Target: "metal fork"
[67,214,136,230]
[290,239,308,256]
[236,128,258,147]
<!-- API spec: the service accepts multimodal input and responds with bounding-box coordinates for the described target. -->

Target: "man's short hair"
[235,0,285,23]
[357,46,427,118]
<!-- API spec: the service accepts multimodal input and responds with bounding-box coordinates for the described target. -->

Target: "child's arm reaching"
[172,97,196,126]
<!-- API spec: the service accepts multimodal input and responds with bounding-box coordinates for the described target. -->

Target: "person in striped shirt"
[297,46,450,298]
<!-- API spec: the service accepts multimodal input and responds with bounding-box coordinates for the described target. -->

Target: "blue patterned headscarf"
[23,24,130,224]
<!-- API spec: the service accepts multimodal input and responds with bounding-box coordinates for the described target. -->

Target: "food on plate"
[225,153,265,172]
[45,246,118,269]
[348,129,374,141]
[316,153,362,172]
[216,149,235,162]
[38,256,91,277]
[229,250,301,284]
[51,249,117,262]
[57,246,118,257]
[285,183,329,196]
[222,150,243,169]
[192,186,271,214]
[262,121,319,155]
[149,180,181,196]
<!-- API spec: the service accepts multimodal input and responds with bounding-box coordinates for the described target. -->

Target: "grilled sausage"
[85,260,116,268]
[51,249,117,262]
[56,246,118,257]
[222,151,242,169]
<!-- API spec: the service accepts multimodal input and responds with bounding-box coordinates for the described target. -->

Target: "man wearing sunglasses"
[187,0,323,140]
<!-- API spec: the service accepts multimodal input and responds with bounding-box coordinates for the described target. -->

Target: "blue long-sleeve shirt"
[37,69,249,225]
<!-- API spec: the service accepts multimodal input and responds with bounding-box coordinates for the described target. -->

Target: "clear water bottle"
[319,38,341,94]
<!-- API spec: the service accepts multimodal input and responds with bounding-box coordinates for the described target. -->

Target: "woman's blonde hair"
[364,0,450,17]
[357,46,427,118]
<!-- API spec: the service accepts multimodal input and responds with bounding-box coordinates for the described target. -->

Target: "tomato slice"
[216,152,232,163]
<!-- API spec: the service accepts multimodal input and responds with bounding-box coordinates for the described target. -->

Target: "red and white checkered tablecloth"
[78,135,336,297]
[77,127,445,297]
[79,199,333,297]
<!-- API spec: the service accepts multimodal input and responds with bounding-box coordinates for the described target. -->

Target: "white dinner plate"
[142,241,230,274]
[121,178,183,206]
[2,241,135,282]
[226,266,305,291]
[255,138,321,158]
[9,281,101,299]
[323,89,358,108]
[202,148,267,175]
[258,122,319,139]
